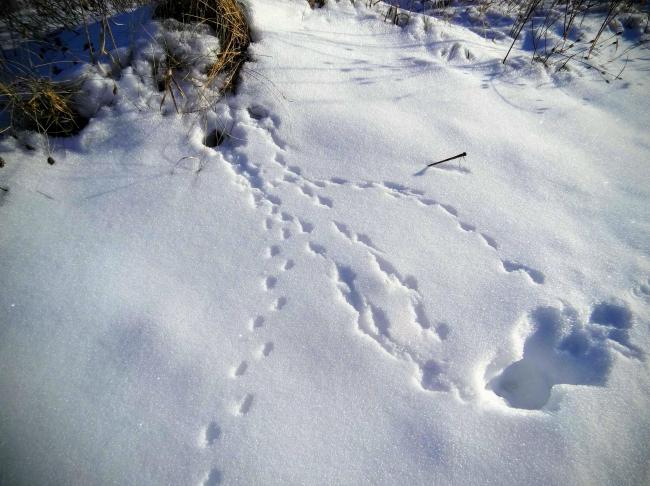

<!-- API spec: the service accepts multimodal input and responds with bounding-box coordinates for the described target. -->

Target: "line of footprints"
[197,101,551,484]
[199,211,295,485]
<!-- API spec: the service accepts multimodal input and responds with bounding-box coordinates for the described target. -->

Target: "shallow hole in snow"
[203,129,227,148]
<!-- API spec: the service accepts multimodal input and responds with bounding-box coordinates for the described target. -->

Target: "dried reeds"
[155,0,251,92]
[0,77,87,136]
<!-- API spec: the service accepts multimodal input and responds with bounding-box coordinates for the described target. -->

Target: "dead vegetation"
[1,0,147,39]
[0,0,252,140]
[0,77,87,136]
[498,0,648,73]
[155,0,251,93]
[372,0,648,79]
[0,0,142,137]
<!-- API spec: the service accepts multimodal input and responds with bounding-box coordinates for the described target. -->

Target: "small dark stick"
[0,156,5,168]
[428,152,467,167]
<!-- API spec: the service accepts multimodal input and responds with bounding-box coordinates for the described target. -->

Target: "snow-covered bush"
[389,0,649,78]
[0,0,252,137]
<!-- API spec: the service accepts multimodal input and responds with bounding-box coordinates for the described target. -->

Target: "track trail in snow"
[188,1,647,481]
[197,95,550,481]
[1,0,649,484]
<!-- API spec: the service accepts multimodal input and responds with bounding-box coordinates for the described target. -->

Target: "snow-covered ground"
[1,0,649,484]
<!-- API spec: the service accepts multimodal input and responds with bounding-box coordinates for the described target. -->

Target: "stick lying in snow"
[427,152,467,167]
[414,152,467,176]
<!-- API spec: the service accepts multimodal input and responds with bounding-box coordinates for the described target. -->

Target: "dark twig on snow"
[427,152,467,167]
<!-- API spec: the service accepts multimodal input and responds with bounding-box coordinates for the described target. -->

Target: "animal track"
[488,301,640,410]
[203,421,221,447]
[355,233,378,250]
[383,181,420,194]
[238,394,254,415]
[502,260,545,284]
[274,296,287,310]
[202,468,223,486]
[420,360,452,392]
[590,301,632,329]
[307,241,327,256]
[298,219,314,234]
[247,105,287,151]
[283,173,298,183]
[241,143,535,304]
[435,323,450,340]
[260,342,274,357]
[232,361,248,377]
[372,254,418,291]
[222,102,556,415]
[332,221,381,251]
[265,276,278,290]
[247,104,270,120]
[251,315,265,329]
[334,263,412,356]
[333,221,352,239]
[589,300,642,357]
[317,196,333,208]
[325,177,532,284]
[459,221,476,232]
[413,302,433,330]
[334,264,371,334]
[332,258,457,393]
[480,233,498,250]
[439,203,458,216]
[300,184,315,197]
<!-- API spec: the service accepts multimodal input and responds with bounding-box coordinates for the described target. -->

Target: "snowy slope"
[1,0,650,485]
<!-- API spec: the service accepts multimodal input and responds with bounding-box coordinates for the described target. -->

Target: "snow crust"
[1,0,649,484]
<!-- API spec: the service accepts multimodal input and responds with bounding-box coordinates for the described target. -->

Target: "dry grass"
[0,0,144,137]
[0,0,253,138]
[399,0,647,78]
[0,77,87,136]
[155,0,251,93]
[497,0,647,79]
[1,0,147,39]
[206,0,251,92]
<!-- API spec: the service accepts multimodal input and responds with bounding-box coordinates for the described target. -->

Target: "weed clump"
[0,78,88,136]
[1,0,147,39]
[155,0,251,92]
[0,0,144,138]
[385,0,648,78]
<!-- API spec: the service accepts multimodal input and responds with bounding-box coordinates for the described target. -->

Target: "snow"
[1,0,650,484]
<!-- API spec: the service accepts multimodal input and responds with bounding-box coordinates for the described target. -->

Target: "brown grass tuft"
[0,78,87,136]
[155,0,251,93]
